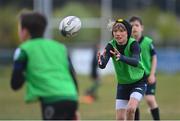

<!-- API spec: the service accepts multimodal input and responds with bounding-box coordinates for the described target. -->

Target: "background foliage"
[0,2,180,48]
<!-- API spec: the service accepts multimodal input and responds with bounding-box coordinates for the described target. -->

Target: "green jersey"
[17,38,78,102]
[109,38,145,84]
[139,36,153,75]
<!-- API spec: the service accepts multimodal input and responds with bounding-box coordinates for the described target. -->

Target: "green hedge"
[0,6,19,48]
[0,4,180,47]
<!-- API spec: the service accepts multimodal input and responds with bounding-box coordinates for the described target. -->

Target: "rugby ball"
[59,16,82,37]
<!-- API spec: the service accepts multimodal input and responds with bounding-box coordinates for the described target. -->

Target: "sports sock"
[151,107,160,120]
[134,107,140,120]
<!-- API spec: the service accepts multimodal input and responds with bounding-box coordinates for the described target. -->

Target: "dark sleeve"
[119,41,140,67]
[68,55,79,93]
[91,49,98,78]
[99,43,113,69]
[150,43,156,56]
[11,49,27,90]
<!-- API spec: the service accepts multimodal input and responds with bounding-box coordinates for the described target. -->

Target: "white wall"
[70,48,114,75]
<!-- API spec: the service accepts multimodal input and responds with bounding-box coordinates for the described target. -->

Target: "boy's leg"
[127,77,147,120]
[116,99,128,120]
[145,83,160,120]
[145,95,160,120]
[151,107,160,120]
[81,78,100,104]
[127,93,142,120]
[134,107,140,120]
[85,78,100,99]
[116,109,126,120]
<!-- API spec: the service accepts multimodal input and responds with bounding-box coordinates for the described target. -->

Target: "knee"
[116,116,125,121]
[116,110,126,120]
[127,106,136,115]
[147,100,158,108]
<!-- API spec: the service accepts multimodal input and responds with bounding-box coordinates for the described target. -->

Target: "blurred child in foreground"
[10,10,79,120]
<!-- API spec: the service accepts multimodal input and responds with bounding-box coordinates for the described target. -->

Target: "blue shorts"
[145,82,156,95]
[116,77,147,100]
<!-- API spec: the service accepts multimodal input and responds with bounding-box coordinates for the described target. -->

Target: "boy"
[81,44,101,104]
[10,10,79,120]
[98,18,147,120]
[129,16,160,120]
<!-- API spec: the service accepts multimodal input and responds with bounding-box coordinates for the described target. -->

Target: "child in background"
[81,43,101,104]
[130,16,160,120]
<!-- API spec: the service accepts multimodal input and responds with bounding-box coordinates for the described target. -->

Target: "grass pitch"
[0,66,180,120]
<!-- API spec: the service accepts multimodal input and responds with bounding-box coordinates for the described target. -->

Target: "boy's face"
[112,26,128,45]
[18,22,30,42]
[130,20,143,40]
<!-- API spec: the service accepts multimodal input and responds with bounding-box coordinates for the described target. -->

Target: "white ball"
[59,16,82,37]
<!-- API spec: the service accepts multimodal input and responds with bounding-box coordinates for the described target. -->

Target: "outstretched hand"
[97,51,102,65]
[110,47,121,61]
[97,49,106,65]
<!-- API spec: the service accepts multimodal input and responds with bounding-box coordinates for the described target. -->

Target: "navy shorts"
[145,82,156,95]
[116,77,147,100]
[40,100,78,120]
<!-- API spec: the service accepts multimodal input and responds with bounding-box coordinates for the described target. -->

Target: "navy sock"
[134,107,140,120]
[151,107,160,120]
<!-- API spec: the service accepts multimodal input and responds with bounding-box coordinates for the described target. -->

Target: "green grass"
[1,66,180,120]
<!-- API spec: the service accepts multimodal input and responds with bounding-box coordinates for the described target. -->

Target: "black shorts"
[116,77,147,100]
[40,100,78,120]
[145,82,156,95]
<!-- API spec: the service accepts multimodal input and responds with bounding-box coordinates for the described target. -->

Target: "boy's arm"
[148,43,157,84]
[11,48,27,90]
[150,43,157,75]
[150,55,157,76]
[117,41,141,67]
[98,43,113,69]
[68,55,79,93]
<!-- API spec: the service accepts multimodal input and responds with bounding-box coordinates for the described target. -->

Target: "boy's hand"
[148,74,156,84]
[110,47,121,61]
[97,51,102,65]
[97,49,106,65]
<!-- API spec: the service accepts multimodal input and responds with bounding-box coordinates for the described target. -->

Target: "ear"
[21,27,28,34]
[21,27,31,41]
[141,25,144,31]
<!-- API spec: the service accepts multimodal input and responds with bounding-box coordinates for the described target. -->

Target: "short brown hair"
[19,10,47,38]
[129,16,143,25]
